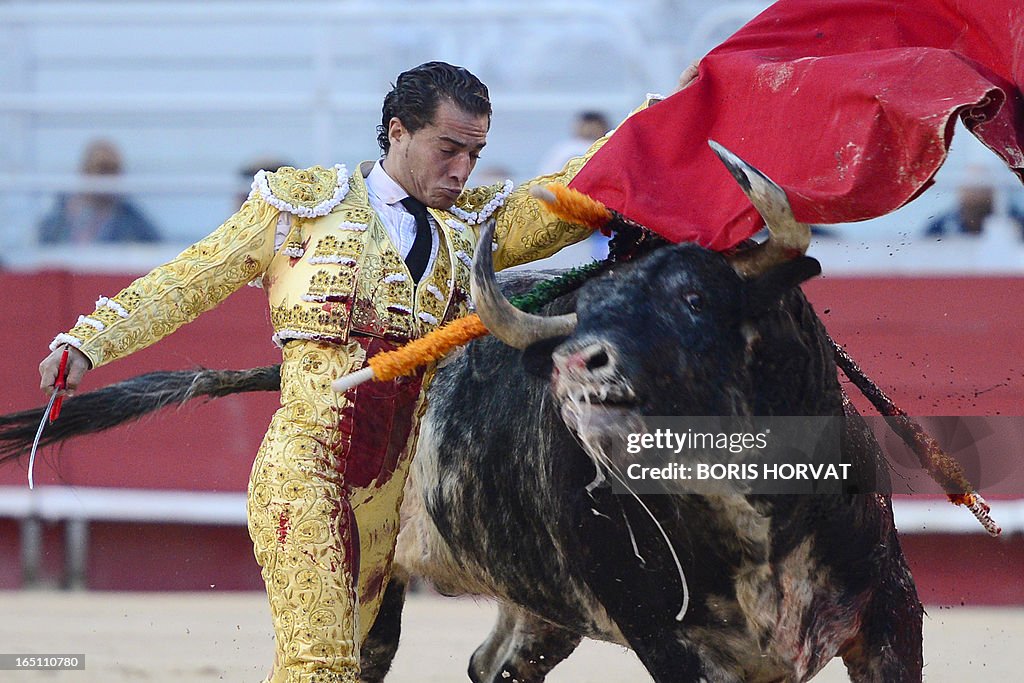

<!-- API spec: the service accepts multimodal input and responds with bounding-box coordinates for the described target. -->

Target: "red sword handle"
[48,347,70,422]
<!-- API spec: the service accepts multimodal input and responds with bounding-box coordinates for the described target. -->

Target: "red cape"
[570,0,1024,249]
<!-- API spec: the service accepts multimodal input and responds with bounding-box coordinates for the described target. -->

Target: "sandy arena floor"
[1,590,1020,681]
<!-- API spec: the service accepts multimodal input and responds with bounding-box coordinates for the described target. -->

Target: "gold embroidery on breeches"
[248,340,425,682]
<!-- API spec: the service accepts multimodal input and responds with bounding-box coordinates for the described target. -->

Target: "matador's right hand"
[674,62,699,93]
[39,345,91,396]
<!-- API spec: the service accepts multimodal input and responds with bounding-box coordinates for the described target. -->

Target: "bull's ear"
[743,256,821,316]
[520,335,568,379]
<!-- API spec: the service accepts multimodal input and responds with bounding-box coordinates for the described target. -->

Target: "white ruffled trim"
[309,255,356,266]
[76,315,105,331]
[449,179,514,225]
[425,284,445,302]
[455,250,473,269]
[247,279,264,289]
[383,273,408,284]
[49,333,83,352]
[418,311,439,326]
[339,221,368,232]
[387,304,412,315]
[445,218,466,233]
[271,329,343,348]
[282,246,305,258]
[95,296,129,319]
[300,294,326,303]
[251,164,350,218]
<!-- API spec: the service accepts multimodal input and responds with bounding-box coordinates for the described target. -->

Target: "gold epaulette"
[250,164,351,218]
[449,179,515,225]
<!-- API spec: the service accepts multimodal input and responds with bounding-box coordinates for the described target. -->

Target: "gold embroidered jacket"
[52,153,601,368]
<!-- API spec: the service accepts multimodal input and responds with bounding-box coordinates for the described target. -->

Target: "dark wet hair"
[377,61,491,155]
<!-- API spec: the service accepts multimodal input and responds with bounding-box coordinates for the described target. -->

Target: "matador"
[38,62,652,681]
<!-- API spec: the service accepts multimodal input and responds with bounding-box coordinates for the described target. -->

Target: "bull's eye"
[683,292,703,313]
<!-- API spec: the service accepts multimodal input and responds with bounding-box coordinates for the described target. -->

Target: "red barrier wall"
[0,270,281,492]
[803,276,1024,417]
[0,271,1021,599]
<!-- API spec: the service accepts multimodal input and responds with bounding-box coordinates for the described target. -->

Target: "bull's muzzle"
[553,340,614,379]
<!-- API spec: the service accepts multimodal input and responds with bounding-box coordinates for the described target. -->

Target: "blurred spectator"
[537,112,614,260]
[536,111,611,175]
[923,166,1024,239]
[38,139,160,244]
[236,157,291,206]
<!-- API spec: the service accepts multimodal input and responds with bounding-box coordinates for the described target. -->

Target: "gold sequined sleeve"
[488,97,660,270]
[488,146,606,271]
[51,197,281,368]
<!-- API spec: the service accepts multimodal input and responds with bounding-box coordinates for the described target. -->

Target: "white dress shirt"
[364,161,440,278]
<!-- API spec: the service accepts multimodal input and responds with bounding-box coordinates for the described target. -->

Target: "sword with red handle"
[28,347,70,490]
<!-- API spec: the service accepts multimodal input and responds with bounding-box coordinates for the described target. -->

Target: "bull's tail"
[0,365,281,463]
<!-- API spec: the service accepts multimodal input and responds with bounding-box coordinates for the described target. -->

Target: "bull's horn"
[470,217,577,350]
[708,140,812,278]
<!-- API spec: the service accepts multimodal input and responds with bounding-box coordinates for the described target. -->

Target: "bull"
[0,147,923,682]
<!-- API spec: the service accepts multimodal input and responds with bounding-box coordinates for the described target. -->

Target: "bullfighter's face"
[383,99,489,210]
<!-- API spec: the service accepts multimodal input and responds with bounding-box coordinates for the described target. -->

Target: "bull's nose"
[553,341,616,378]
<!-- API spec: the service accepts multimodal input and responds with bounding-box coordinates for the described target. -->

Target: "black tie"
[400,196,432,284]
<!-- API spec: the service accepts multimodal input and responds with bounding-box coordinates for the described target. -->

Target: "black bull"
[0,156,923,682]
[389,259,922,682]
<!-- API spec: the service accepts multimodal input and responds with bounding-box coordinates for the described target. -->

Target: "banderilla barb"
[831,339,1001,537]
